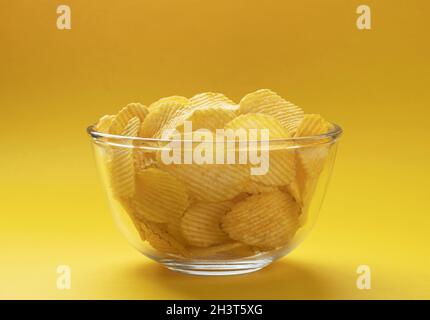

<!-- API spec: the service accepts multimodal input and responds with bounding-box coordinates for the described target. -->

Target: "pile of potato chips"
[95,89,334,259]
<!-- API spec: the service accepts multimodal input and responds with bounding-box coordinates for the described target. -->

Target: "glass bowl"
[87,123,342,275]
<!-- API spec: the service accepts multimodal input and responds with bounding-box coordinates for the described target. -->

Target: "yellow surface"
[1,0,429,299]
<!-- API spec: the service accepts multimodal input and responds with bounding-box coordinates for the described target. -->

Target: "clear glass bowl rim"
[87,122,342,145]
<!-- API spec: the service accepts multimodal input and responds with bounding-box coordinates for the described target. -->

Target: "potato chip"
[282,159,317,227]
[189,92,238,111]
[281,180,302,207]
[160,104,236,138]
[135,223,147,241]
[295,148,331,227]
[260,145,298,187]
[224,113,296,186]
[280,160,306,210]
[243,180,278,194]
[121,116,141,137]
[221,191,300,249]
[158,159,248,202]
[225,113,289,138]
[125,217,145,241]
[140,220,189,256]
[295,155,320,209]
[153,93,237,136]
[239,89,304,133]
[166,220,187,244]
[140,100,190,138]
[156,127,249,203]
[148,95,189,110]
[230,192,249,203]
[133,149,156,173]
[294,114,333,137]
[133,168,189,223]
[295,114,333,178]
[155,106,196,137]
[181,202,231,247]
[109,103,149,135]
[110,117,140,198]
[298,147,330,178]
[120,197,147,241]
[179,107,237,132]
[96,115,115,133]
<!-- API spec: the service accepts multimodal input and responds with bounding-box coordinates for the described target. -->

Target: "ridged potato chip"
[230,192,249,203]
[158,159,248,202]
[179,107,237,132]
[120,198,147,241]
[295,114,333,178]
[166,220,187,244]
[181,202,231,247]
[121,116,141,137]
[298,147,329,178]
[281,180,302,207]
[221,191,300,249]
[294,114,333,137]
[140,221,189,256]
[148,95,189,110]
[189,92,238,111]
[156,127,249,202]
[155,93,237,136]
[224,113,296,186]
[243,180,278,194]
[109,103,149,135]
[133,149,156,173]
[156,106,196,137]
[225,113,289,138]
[135,223,147,241]
[140,100,190,138]
[296,154,320,210]
[283,158,318,228]
[239,89,304,133]
[96,115,115,133]
[110,117,140,198]
[133,168,189,224]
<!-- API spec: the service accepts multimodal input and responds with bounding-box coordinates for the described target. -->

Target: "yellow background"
[1,0,429,299]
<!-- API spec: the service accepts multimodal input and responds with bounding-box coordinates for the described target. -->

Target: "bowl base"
[160,258,273,276]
